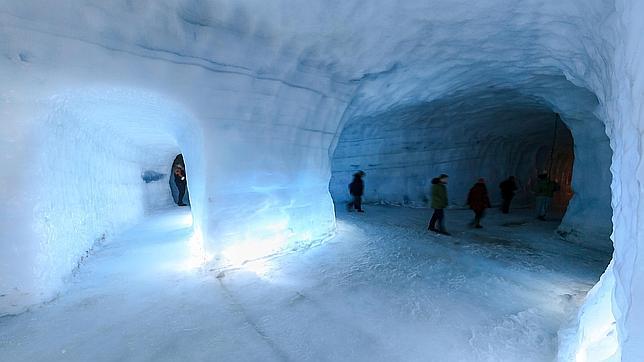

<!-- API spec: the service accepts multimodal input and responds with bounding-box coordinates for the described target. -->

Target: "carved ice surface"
[0,0,643,360]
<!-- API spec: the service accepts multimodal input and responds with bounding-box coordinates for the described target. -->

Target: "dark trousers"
[429,208,445,231]
[473,210,485,226]
[176,184,186,205]
[501,195,514,213]
[348,195,363,211]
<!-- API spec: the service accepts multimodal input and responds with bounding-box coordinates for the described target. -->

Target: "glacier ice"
[1,0,643,360]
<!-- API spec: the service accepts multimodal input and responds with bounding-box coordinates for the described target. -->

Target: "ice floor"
[0,205,611,362]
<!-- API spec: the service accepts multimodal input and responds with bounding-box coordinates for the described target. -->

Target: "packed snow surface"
[0,206,609,361]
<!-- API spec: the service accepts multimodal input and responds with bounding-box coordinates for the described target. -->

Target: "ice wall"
[565,0,644,360]
[616,2,644,357]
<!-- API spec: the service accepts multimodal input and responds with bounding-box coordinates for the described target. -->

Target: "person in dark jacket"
[428,174,449,235]
[348,171,365,212]
[467,178,492,228]
[499,176,518,214]
[174,165,187,206]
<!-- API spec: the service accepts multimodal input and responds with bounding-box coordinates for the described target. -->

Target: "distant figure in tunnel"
[174,165,187,207]
[499,176,518,214]
[533,173,559,221]
[348,171,366,212]
[467,178,491,228]
[428,174,450,235]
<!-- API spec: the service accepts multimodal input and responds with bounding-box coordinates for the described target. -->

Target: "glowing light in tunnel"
[219,217,320,277]
[220,218,300,274]
[178,227,211,271]
[222,230,289,266]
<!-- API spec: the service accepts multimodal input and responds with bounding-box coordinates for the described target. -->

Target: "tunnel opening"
[525,115,575,217]
[331,99,570,215]
[330,106,576,221]
[532,117,575,216]
[330,85,613,251]
[0,89,208,315]
[328,84,615,357]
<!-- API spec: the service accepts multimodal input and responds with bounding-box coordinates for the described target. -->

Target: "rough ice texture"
[0,0,641,359]
[0,206,612,362]
[585,1,644,361]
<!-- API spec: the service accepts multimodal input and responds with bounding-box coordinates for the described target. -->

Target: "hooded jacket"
[468,182,491,212]
[349,175,364,196]
[534,179,558,197]
[499,178,518,198]
[431,178,448,209]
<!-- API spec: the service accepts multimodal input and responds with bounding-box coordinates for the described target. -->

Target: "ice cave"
[0,1,642,361]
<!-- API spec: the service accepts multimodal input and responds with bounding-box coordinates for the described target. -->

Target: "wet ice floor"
[0,205,611,362]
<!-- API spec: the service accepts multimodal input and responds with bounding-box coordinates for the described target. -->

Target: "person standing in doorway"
[174,165,187,207]
[428,174,450,235]
[533,173,559,220]
[467,178,491,228]
[499,176,518,214]
[348,171,365,212]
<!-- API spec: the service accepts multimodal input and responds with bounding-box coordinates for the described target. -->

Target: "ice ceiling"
[1,0,643,360]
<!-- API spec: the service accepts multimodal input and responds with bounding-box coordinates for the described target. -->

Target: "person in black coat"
[348,171,365,212]
[174,165,187,206]
[499,176,518,214]
[467,178,491,228]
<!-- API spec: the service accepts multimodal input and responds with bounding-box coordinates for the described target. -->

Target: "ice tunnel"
[330,82,613,248]
[0,88,207,312]
[1,0,644,361]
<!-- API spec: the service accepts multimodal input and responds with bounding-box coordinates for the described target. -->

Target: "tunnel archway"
[330,82,613,251]
[0,88,207,314]
[328,81,615,357]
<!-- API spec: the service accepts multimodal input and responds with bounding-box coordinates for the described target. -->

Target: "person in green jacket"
[428,174,450,235]
[533,173,559,221]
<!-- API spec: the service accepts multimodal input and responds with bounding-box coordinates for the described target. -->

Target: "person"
[428,174,450,235]
[533,173,559,220]
[348,171,365,212]
[499,176,518,214]
[467,178,491,228]
[174,165,187,206]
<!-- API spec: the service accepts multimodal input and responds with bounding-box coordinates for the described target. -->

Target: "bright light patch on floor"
[221,218,293,269]
[222,233,287,266]
[179,230,211,271]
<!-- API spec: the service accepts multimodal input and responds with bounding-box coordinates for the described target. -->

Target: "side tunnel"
[0,89,206,315]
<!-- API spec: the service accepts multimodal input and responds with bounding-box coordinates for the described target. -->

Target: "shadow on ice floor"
[0,205,611,362]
